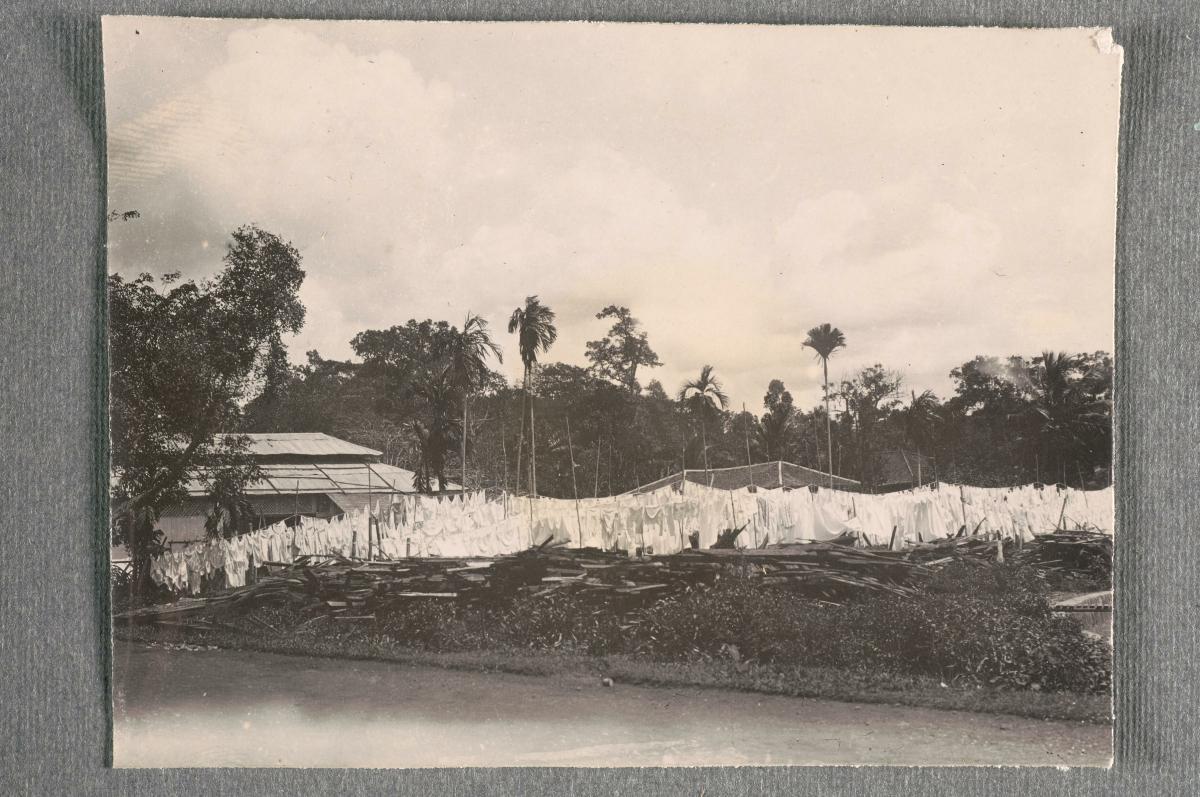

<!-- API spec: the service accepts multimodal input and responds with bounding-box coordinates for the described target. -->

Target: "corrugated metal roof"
[216,432,382,459]
[183,461,458,497]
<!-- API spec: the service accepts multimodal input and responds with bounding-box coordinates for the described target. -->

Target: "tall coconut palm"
[802,323,847,488]
[446,313,502,495]
[508,296,558,497]
[677,364,730,475]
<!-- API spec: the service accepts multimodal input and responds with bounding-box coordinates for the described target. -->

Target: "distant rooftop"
[625,461,861,495]
[182,461,456,497]
[216,432,382,459]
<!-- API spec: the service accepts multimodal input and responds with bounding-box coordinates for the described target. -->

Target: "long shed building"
[157,432,447,544]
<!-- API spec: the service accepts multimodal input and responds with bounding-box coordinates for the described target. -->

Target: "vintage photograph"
[106,18,1121,767]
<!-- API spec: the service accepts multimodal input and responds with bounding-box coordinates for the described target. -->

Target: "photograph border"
[1,0,1193,792]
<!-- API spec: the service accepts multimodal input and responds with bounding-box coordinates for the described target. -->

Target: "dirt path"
[112,641,1110,767]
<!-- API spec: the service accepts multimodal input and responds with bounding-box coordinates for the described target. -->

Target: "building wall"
[156,494,341,544]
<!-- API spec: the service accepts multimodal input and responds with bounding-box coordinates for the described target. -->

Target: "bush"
[250,559,1110,695]
[493,592,627,655]
[625,570,1110,694]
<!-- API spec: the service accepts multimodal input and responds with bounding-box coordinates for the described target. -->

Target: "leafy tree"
[1026,351,1112,484]
[109,225,306,595]
[803,323,847,487]
[585,305,662,391]
[938,352,1113,485]
[508,296,558,496]
[759,379,796,462]
[836,364,902,486]
[677,364,729,473]
[352,319,471,492]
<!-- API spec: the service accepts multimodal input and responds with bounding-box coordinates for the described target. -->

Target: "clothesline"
[148,482,1114,594]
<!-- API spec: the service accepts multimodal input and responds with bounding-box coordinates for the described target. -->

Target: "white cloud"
[104,20,1120,411]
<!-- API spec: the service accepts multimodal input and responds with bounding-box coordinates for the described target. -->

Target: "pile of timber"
[115,529,1111,629]
[113,541,949,627]
[1011,529,1113,581]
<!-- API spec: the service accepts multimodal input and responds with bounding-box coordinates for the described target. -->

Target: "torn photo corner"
[103,17,1121,769]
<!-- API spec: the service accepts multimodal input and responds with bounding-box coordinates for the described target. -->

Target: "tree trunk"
[530,380,538,497]
[514,368,527,495]
[823,358,834,488]
[701,422,710,476]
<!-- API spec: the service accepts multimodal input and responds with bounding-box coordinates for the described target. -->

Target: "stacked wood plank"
[115,530,1111,628]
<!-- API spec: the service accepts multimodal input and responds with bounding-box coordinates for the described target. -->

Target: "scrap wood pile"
[1010,528,1113,582]
[115,540,943,628]
[115,527,1112,630]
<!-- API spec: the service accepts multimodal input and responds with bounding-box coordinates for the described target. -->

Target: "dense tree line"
[242,308,1113,498]
[112,226,1113,593]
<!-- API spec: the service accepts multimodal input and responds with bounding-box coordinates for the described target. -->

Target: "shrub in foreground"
[262,560,1110,695]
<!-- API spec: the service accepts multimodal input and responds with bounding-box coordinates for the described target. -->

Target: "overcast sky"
[103,19,1122,411]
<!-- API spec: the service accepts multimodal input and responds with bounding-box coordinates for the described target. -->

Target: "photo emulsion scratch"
[103,18,1122,768]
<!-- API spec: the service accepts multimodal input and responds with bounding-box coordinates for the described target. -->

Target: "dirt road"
[112,641,1110,767]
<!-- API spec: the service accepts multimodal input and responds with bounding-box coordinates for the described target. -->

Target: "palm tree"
[412,377,458,493]
[1028,351,1110,482]
[508,296,558,497]
[902,389,942,486]
[677,364,730,476]
[446,313,502,495]
[802,323,847,488]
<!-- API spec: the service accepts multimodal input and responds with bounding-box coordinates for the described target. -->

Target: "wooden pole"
[566,415,583,546]
[529,379,538,497]
[528,493,535,546]
[501,416,509,518]
[681,445,687,495]
[1076,461,1090,509]
[743,403,755,490]
[367,464,373,561]
[959,484,968,528]
[462,391,469,500]
[593,439,602,498]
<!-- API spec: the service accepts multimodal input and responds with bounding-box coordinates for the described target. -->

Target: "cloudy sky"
[103,19,1122,410]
